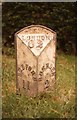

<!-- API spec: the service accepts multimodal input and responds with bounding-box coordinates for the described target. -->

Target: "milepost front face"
[15,25,56,96]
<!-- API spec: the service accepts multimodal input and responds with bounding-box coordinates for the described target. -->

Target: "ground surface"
[2,54,75,118]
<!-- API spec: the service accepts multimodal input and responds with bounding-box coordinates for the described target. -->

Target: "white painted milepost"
[15,25,56,96]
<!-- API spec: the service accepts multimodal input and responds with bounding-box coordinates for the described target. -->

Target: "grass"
[2,53,75,118]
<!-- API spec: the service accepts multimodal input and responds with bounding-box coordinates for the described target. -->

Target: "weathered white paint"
[15,25,56,96]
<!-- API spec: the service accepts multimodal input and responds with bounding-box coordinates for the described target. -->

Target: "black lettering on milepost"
[46,63,49,68]
[28,66,32,71]
[31,70,35,76]
[45,80,49,89]
[23,80,26,89]
[42,65,45,71]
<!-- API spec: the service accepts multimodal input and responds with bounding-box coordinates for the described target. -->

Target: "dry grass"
[2,54,75,118]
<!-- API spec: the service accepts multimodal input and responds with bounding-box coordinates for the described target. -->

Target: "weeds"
[2,54,75,118]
